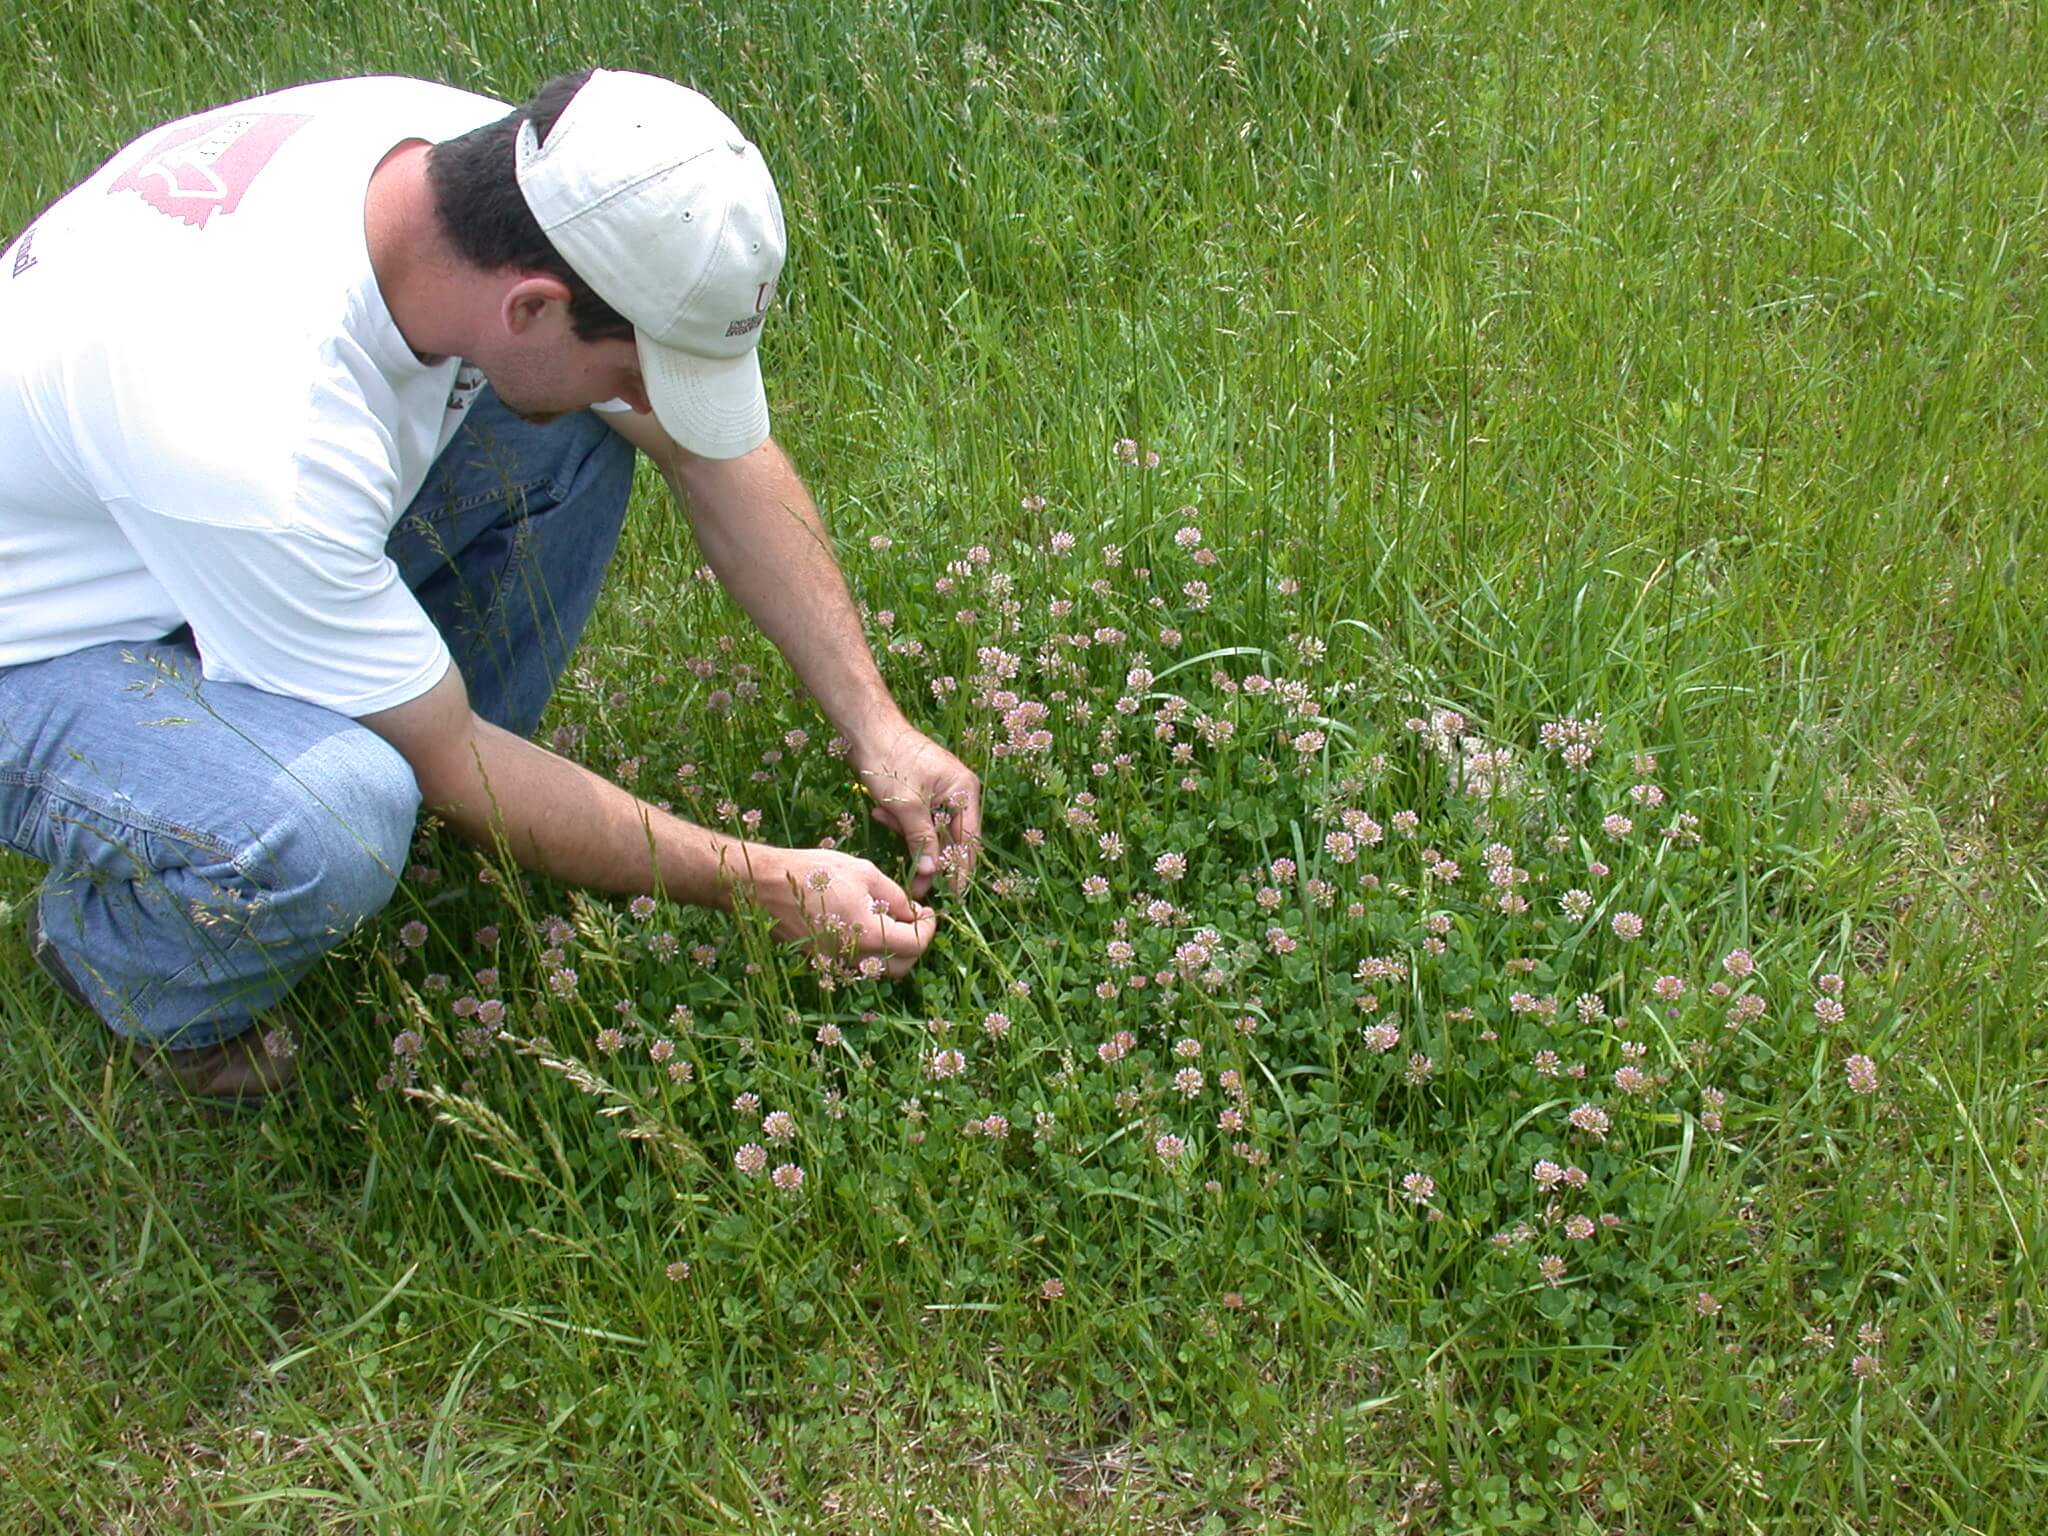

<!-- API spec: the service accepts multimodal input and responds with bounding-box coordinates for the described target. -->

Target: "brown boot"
[134,1025,301,1105]
[33,912,299,1105]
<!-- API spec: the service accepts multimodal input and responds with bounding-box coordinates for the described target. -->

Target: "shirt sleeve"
[103,494,451,716]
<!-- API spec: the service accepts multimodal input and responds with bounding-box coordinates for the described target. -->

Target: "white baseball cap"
[514,69,786,459]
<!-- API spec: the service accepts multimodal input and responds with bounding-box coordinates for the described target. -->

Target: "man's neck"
[364,140,475,363]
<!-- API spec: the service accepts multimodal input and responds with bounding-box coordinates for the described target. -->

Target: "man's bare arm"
[358,664,935,973]
[610,420,907,751]
[606,413,983,893]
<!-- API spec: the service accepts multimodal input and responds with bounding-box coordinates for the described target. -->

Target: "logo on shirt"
[107,112,313,229]
[447,364,485,413]
[7,224,35,278]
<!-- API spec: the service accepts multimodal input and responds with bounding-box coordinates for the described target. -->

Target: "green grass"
[3,0,2045,1530]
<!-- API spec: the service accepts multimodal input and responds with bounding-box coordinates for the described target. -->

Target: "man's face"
[483,331,651,426]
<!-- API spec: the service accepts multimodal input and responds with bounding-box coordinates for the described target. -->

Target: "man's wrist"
[682,833,788,914]
[838,700,916,762]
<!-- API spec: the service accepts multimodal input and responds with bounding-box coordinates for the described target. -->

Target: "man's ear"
[501,274,575,335]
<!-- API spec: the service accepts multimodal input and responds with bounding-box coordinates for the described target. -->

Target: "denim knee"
[250,723,422,938]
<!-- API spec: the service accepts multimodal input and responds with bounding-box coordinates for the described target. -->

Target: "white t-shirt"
[0,76,513,716]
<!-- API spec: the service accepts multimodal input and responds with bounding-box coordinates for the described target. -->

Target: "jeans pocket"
[10,773,263,894]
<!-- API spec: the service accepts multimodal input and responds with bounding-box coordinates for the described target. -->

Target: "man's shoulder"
[234,75,510,126]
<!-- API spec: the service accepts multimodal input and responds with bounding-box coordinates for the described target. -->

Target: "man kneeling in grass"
[0,67,979,1103]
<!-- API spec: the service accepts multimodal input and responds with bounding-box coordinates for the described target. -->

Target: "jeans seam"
[471,514,541,655]
[406,473,552,531]
[7,768,246,869]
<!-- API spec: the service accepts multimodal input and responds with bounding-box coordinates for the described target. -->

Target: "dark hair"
[425,69,635,343]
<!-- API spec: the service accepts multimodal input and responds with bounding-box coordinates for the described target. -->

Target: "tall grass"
[2,1,2043,1529]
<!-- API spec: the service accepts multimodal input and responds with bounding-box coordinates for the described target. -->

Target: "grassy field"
[3,0,2045,1529]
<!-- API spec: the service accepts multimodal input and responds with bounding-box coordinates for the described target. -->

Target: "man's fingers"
[871,798,940,896]
[765,852,939,976]
[944,781,985,870]
[869,906,936,976]
[860,864,936,969]
[905,824,940,897]
[861,863,923,923]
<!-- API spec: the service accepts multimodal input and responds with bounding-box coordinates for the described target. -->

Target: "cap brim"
[638,332,770,460]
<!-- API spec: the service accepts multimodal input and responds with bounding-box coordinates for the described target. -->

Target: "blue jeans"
[0,388,634,1047]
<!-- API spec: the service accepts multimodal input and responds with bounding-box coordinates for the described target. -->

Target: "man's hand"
[751,847,937,979]
[849,723,983,899]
